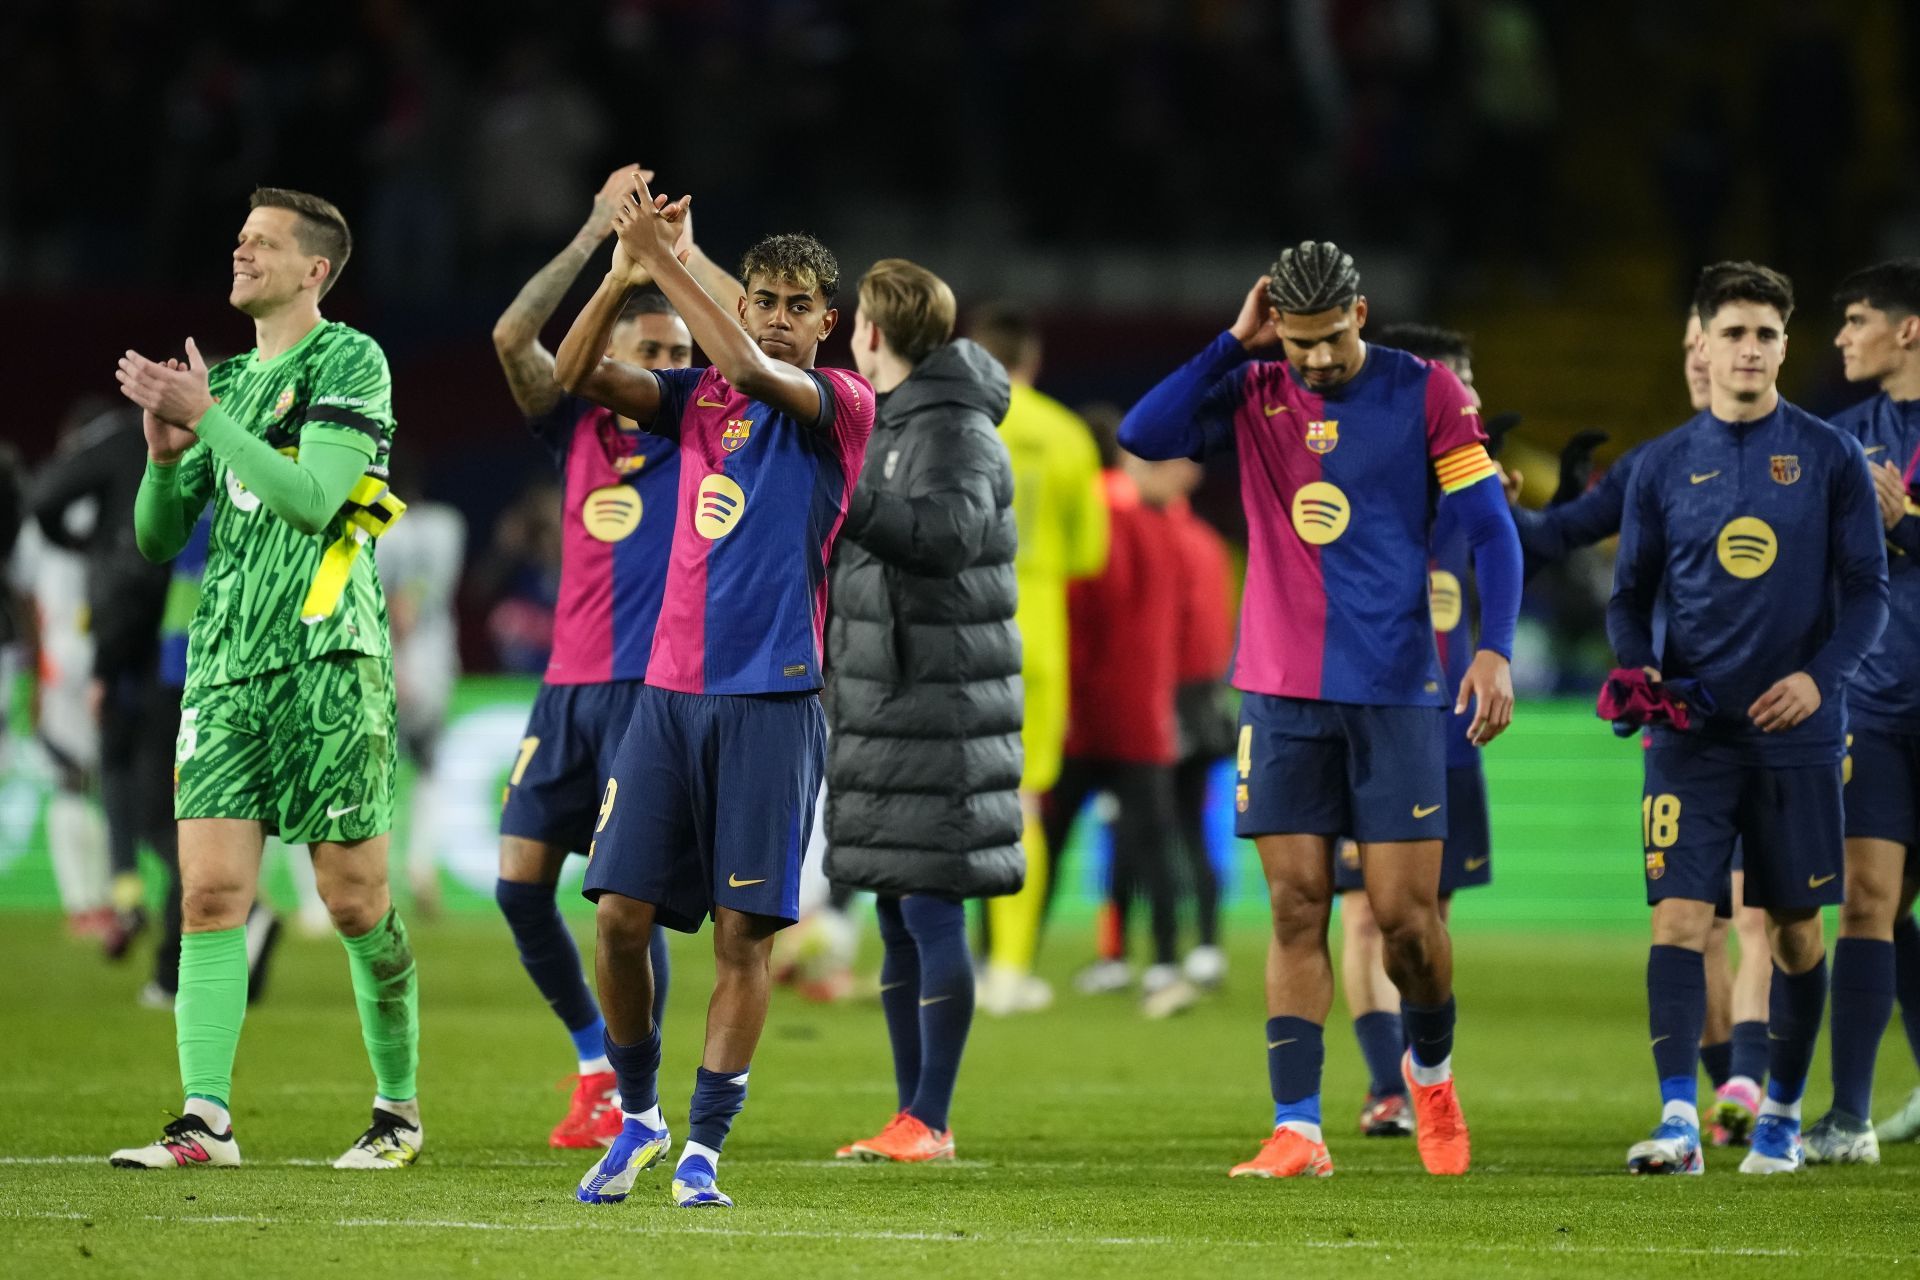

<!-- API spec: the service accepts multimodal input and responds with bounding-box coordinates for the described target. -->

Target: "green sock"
[340,908,420,1102]
[177,926,249,1108]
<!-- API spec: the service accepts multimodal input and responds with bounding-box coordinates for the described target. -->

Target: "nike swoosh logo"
[879,982,906,993]
[1808,873,1838,889]
[326,804,359,819]
[1264,404,1290,417]
[697,395,727,408]
[727,873,767,888]
[1865,445,1888,455]
[1268,1038,1296,1049]
[1690,471,1721,484]
[1650,1035,1670,1046]
[1463,856,1489,872]
[1412,804,1440,819]
[919,995,952,1007]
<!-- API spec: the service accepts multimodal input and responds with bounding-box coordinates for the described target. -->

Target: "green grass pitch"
[2,915,1917,1278]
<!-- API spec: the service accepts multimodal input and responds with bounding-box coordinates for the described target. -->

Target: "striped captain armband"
[299,472,408,625]
[1434,443,1498,494]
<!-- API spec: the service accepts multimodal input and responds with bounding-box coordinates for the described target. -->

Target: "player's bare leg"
[110,819,264,1169]
[1739,908,1825,1174]
[1807,837,1904,1164]
[1339,887,1413,1136]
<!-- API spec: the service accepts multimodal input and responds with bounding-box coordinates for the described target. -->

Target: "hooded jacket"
[823,339,1024,898]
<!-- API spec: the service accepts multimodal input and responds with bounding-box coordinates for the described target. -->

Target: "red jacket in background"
[1063,470,1183,765]
[1167,497,1236,684]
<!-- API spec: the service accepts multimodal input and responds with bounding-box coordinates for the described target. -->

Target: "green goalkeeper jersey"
[161,320,396,692]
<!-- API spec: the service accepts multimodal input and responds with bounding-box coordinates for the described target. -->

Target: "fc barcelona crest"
[1770,455,1800,485]
[1305,419,1339,454]
[722,419,753,452]
[271,385,296,420]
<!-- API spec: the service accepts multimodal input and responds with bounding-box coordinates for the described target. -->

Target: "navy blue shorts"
[500,680,646,854]
[1844,724,1920,852]
[1236,695,1447,844]
[1642,747,1843,912]
[583,685,825,933]
[1333,762,1491,894]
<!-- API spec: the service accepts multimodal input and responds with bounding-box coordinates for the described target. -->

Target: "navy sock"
[1646,945,1706,1109]
[1829,937,1895,1119]
[496,878,603,1057]
[1895,914,1920,1067]
[900,895,973,1134]
[604,1024,661,1117]
[1730,1020,1769,1086]
[1267,1016,1324,1127]
[874,898,923,1112]
[1700,1040,1733,1090]
[1352,1011,1408,1098]
[687,1065,749,1152]
[1766,960,1829,1106]
[1402,996,1456,1069]
[648,928,670,1032]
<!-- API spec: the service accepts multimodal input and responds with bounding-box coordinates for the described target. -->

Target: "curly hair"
[1267,240,1360,314]
[738,232,841,304]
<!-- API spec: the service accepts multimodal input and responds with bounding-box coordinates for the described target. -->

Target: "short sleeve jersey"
[642,365,875,694]
[180,320,394,692]
[527,396,682,685]
[1192,344,1490,705]
[1829,393,1920,732]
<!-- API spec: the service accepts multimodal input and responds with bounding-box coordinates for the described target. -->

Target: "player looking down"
[1120,241,1523,1179]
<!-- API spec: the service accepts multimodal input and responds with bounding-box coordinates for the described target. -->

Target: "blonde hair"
[858,258,956,365]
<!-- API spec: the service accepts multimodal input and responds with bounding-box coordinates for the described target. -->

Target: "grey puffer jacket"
[822,339,1024,898]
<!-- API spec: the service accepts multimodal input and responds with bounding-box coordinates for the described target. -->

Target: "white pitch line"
[7,1210,1919,1261]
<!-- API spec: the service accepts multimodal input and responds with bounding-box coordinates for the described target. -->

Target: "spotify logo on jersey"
[1716,516,1778,579]
[1290,481,1351,545]
[695,475,747,539]
[581,485,642,542]
[1429,570,1463,632]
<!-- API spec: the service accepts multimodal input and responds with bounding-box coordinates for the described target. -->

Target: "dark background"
[4,0,1915,677]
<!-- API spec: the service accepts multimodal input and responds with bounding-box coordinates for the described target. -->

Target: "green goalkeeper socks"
[340,908,420,1102]
[177,926,249,1109]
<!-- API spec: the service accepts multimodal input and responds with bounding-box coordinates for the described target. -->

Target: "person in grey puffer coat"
[824,259,1021,1160]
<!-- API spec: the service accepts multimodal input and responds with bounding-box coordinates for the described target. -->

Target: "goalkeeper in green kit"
[109,188,421,1171]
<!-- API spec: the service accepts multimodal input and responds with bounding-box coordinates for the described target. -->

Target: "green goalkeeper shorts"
[175,652,396,845]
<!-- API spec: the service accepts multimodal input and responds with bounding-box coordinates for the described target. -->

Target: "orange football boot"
[839,1112,955,1162]
[551,1070,621,1149]
[1402,1052,1470,1175]
[1229,1127,1333,1178]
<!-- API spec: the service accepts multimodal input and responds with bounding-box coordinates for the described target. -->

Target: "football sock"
[1267,1015,1324,1138]
[176,925,248,1111]
[339,908,419,1102]
[687,1066,748,1154]
[605,1025,661,1117]
[1828,937,1894,1119]
[1402,996,1457,1077]
[901,894,972,1133]
[1352,1011,1409,1098]
[1646,945,1706,1114]
[1894,914,1920,1066]
[874,897,924,1111]
[1766,959,1828,1108]
[1730,1019,1769,1087]
[1700,1040,1732,1090]
[496,878,606,1068]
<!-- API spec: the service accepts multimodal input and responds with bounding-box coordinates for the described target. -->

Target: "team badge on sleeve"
[1769,455,1800,485]
[1304,419,1339,454]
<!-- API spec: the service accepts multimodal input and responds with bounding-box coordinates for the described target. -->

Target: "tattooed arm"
[491,165,649,418]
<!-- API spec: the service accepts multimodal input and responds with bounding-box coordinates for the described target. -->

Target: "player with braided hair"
[1120,241,1523,1179]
